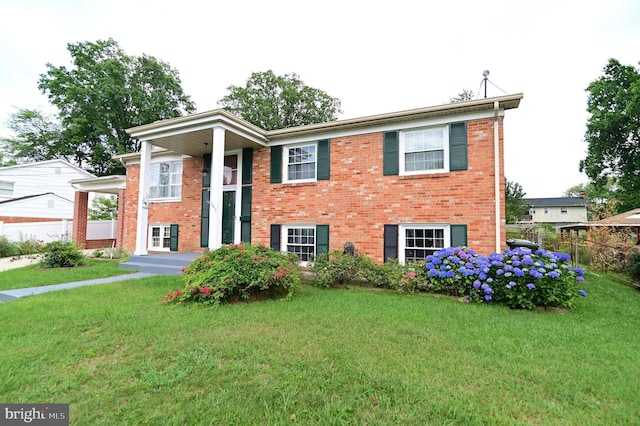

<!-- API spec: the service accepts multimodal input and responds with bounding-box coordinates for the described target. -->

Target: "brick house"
[105,94,521,264]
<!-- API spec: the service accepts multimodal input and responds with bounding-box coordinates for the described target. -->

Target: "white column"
[208,127,225,250]
[134,140,152,255]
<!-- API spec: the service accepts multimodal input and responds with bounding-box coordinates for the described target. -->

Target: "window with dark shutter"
[449,122,468,171]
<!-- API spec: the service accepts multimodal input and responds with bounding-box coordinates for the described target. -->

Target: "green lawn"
[0,272,638,424]
[0,258,134,291]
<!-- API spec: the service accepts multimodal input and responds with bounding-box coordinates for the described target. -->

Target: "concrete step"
[119,252,202,275]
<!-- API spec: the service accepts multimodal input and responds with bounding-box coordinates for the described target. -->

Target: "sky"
[0,0,638,198]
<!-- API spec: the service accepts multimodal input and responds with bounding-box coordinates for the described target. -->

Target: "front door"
[201,152,241,247]
[222,190,235,244]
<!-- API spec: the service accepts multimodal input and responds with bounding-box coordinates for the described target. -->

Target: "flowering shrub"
[426,247,587,309]
[162,244,300,306]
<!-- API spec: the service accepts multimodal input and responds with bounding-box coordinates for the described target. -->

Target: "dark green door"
[222,191,235,244]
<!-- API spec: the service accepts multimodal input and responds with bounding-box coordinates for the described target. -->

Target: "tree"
[580,58,640,213]
[449,89,475,103]
[218,70,342,130]
[37,38,196,176]
[505,178,528,224]
[88,195,118,220]
[1,108,70,164]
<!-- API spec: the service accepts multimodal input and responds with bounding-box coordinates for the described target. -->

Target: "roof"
[594,208,640,226]
[0,192,73,205]
[0,159,95,178]
[526,197,588,207]
[122,93,523,159]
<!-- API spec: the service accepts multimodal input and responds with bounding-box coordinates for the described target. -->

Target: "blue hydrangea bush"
[425,247,586,309]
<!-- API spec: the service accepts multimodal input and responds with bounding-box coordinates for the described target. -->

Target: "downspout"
[494,101,501,252]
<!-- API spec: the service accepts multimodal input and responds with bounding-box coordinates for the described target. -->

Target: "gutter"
[494,101,501,252]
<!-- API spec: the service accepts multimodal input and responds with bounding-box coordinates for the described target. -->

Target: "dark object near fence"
[343,242,355,256]
[506,239,539,251]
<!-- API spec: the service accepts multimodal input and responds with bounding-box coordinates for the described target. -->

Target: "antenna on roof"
[482,70,490,98]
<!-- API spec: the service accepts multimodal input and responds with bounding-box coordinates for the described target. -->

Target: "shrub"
[425,247,586,309]
[0,236,20,258]
[163,244,299,306]
[40,241,85,268]
[627,248,640,282]
[312,250,361,287]
[17,238,43,255]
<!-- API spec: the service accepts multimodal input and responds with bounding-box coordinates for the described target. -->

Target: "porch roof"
[70,175,126,194]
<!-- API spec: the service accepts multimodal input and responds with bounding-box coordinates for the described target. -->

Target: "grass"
[0,258,134,291]
[0,272,639,424]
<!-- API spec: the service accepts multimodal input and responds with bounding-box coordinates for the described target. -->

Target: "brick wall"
[0,217,65,223]
[122,116,505,261]
[122,157,206,253]
[252,116,505,262]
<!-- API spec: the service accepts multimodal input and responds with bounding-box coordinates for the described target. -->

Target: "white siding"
[0,160,94,202]
[0,194,74,219]
[530,206,587,223]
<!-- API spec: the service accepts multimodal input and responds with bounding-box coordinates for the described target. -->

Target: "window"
[285,144,316,181]
[149,225,171,250]
[149,161,182,199]
[544,208,549,214]
[285,225,316,262]
[0,181,14,197]
[560,207,568,214]
[401,224,449,263]
[400,126,448,175]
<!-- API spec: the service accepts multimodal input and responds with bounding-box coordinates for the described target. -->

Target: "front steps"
[119,252,202,275]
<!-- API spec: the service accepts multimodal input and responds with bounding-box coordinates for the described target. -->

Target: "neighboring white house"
[524,197,588,225]
[0,159,95,202]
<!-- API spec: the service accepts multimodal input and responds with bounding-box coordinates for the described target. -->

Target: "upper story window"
[149,160,182,199]
[560,207,568,214]
[285,144,316,182]
[0,181,14,197]
[400,126,449,175]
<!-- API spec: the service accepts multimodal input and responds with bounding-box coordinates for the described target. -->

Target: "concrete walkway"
[0,272,156,302]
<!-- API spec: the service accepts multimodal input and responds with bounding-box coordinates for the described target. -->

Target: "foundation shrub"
[163,244,299,305]
[40,241,85,268]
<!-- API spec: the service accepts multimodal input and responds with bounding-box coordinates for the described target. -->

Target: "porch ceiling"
[148,128,262,157]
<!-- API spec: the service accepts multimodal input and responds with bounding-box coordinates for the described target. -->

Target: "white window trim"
[148,224,172,252]
[282,223,316,266]
[399,223,450,264]
[148,159,183,202]
[283,142,317,184]
[399,125,449,176]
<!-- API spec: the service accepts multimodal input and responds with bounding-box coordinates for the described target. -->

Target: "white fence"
[0,220,117,243]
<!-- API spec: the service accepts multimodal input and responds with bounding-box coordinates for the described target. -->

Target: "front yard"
[0,271,638,424]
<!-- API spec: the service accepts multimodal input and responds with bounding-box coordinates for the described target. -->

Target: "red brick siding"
[72,191,89,249]
[122,157,206,253]
[252,117,505,262]
[0,217,65,223]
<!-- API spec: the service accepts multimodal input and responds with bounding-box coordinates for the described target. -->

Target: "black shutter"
[200,190,210,247]
[170,224,179,252]
[270,224,281,251]
[270,146,282,183]
[450,224,468,247]
[449,122,468,171]
[383,131,399,176]
[240,186,252,243]
[383,224,399,262]
[317,139,330,180]
[242,148,253,184]
[202,153,211,187]
[316,225,329,256]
